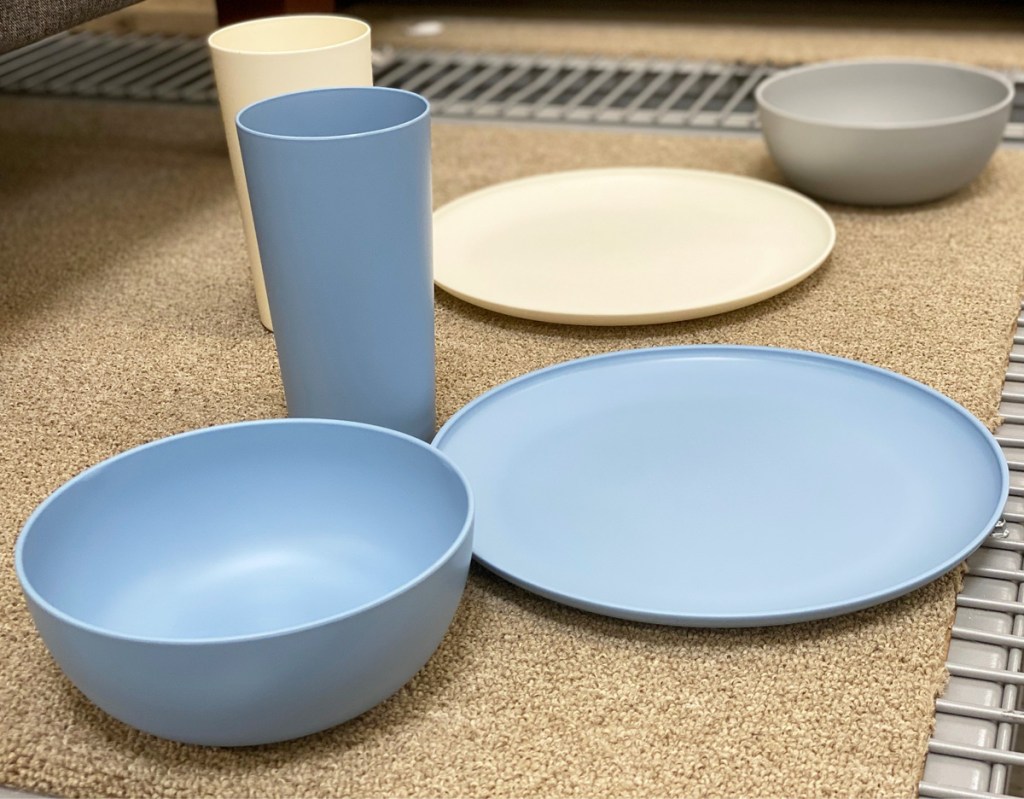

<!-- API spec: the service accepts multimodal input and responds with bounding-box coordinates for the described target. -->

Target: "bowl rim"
[754,57,1014,132]
[15,418,474,647]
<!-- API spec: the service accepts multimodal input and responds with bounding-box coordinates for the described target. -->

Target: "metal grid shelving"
[1,33,1023,143]
[921,319,1024,797]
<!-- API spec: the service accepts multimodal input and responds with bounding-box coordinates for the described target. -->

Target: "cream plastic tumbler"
[208,15,372,330]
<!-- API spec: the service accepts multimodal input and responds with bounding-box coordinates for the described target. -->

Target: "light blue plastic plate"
[433,346,1008,627]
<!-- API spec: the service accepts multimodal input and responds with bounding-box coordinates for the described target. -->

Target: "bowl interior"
[758,61,1011,127]
[18,421,471,641]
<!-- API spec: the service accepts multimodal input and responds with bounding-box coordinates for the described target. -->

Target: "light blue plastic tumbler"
[237,87,435,440]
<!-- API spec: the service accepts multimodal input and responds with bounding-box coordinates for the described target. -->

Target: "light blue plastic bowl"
[15,419,473,746]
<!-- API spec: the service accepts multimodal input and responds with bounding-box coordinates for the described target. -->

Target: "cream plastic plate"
[432,168,836,325]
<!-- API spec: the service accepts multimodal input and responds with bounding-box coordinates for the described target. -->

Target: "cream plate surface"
[432,168,836,325]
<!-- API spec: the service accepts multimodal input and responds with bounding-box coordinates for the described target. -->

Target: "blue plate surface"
[434,346,1008,626]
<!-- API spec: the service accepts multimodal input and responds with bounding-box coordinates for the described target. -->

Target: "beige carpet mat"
[0,90,1021,798]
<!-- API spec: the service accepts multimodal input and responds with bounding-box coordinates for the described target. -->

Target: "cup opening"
[237,87,429,140]
[208,15,370,55]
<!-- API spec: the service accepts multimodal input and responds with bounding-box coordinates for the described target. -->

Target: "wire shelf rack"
[0,32,1022,142]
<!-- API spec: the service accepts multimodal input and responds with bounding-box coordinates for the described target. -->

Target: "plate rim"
[433,345,1009,626]
[432,167,838,326]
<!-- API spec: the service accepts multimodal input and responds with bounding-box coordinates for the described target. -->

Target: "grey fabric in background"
[0,0,140,53]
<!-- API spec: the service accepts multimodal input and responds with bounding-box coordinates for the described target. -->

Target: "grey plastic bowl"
[15,419,474,746]
[756,59,1013,205]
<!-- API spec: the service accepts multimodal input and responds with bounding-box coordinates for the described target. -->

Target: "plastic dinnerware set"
[12,16,1016,748]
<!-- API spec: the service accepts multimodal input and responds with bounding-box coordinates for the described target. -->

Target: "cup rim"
[207,14,370,56]
[236,86,430,142]
[755,57,1014,132]
[15,418,474,647]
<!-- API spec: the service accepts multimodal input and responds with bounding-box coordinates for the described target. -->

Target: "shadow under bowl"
[15,419,474,746]
[755,58,1013,205]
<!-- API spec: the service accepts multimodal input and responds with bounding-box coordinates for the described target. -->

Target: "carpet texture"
[0,0,139,54]
[0,88,1021,798]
